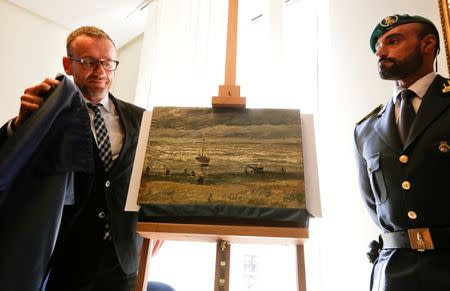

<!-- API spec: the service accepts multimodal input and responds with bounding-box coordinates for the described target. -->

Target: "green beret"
[370,14,439,53]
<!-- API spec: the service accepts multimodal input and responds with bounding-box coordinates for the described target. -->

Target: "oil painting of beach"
[137,107,306,209]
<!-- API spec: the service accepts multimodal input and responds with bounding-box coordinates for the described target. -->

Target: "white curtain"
[135,0,227,108]
[135,0,318,112]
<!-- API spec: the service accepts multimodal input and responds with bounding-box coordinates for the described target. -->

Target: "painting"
[136,107,309,225]
[439,0,450,73]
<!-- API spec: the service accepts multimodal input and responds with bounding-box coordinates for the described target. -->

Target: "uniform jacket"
[50,92,145,277]
[354,74,450,291]
[0,75,94,291]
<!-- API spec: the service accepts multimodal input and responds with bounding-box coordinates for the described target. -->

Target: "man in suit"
[8,26,145,291]
[354,14,450,291]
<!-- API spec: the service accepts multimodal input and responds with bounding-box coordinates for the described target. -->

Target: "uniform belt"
[381,228,450,251]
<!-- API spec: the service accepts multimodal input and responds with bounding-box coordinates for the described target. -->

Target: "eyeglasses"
[68,57,119,71]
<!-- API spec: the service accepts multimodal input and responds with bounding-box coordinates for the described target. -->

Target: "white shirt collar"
[392,72,437,104]
[83,93,111,113]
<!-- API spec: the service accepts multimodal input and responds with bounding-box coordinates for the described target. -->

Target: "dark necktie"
[397,89,416,145]
[87,103,113,171]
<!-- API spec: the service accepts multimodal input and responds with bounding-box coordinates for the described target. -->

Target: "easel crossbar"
[136,222,308,244]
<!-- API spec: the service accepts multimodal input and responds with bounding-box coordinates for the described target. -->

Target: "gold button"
[402,181,411,190]
[399,155,408,163]
[408,211,417,219]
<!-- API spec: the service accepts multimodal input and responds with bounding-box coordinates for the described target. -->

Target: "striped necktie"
[397,89,416,145]
[87,103,113,171]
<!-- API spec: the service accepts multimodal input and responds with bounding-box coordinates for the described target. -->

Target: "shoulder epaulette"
[356,104,383,125]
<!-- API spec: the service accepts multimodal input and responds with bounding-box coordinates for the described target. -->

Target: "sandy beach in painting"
[138,107,305,209]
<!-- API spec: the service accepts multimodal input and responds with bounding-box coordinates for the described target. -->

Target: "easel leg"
[296,244,307,291]
[135,238,153,291]
[214,241,231,291]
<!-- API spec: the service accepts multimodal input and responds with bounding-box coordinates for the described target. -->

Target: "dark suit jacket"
[50,93,145,278]
[104,95,145,274]
[354,74,450,291]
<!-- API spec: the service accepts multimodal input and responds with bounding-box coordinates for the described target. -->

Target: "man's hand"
[14,78,60,128]
[151,240,164,257]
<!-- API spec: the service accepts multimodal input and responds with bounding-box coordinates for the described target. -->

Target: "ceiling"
[8,0,150,48]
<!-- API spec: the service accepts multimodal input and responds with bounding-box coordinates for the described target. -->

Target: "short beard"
[378,45,423,80]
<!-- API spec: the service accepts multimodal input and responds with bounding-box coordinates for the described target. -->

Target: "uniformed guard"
[354,14,450,291]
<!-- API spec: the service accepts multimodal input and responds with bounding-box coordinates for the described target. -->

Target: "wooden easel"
[134,222,308,291]
[211,0,246,108]
[135,1,309,290]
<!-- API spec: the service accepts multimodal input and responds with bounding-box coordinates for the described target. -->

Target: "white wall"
[316,1,447,291]
[0,0,144,121]
[110,33,144,104]
[0,0,144,122]
[0,0,68,124]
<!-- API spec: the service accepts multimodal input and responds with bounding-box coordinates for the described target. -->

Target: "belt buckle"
[407,228,435,251]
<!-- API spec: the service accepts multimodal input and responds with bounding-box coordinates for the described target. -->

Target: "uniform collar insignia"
[439,141,449,153]
[442,80,450,93]
[378,104,387,116]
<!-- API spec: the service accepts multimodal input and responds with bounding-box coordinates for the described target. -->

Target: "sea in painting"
[138,107,305,209]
